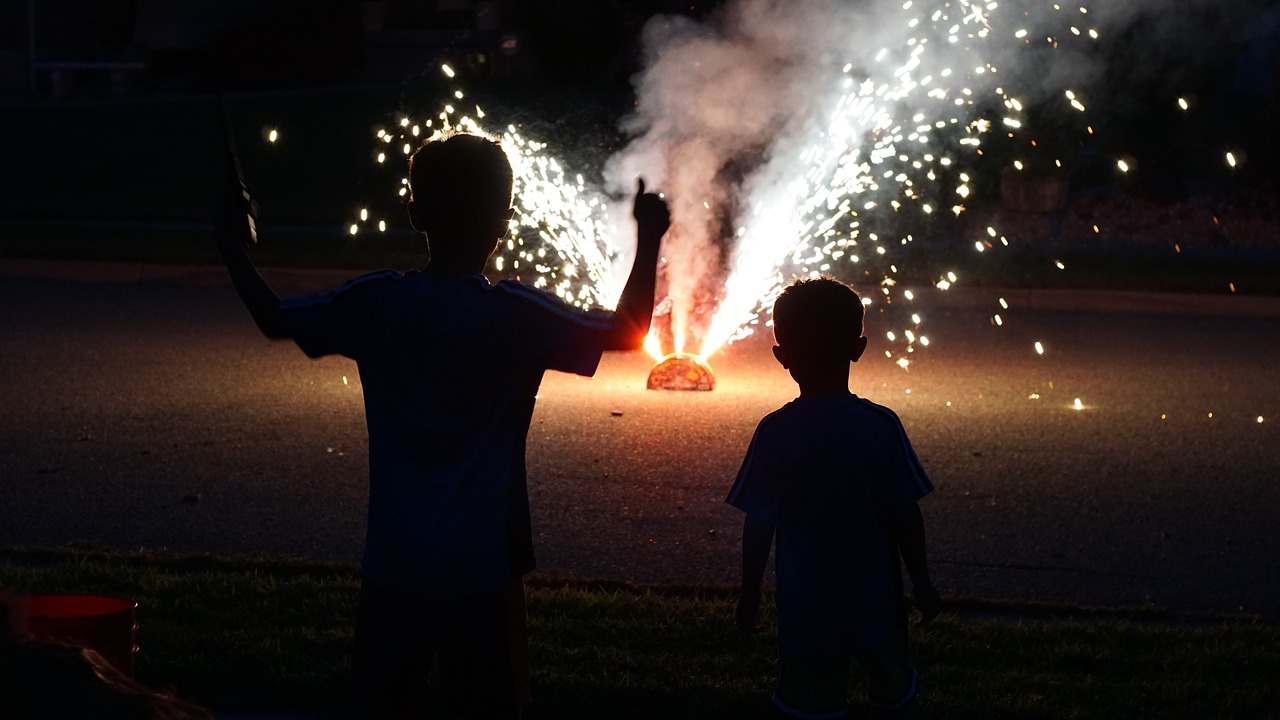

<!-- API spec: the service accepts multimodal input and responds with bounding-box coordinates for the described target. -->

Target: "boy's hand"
[735,588,762,633]
[633,178,670,245]
[912,583,943,625]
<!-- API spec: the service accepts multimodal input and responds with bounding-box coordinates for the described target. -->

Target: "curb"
[5,258,1280,318]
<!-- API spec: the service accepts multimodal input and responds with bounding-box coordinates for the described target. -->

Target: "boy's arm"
[602,179,669,351]
[736,512,775,633]
[891,503,942,624]
[214,140,289,340]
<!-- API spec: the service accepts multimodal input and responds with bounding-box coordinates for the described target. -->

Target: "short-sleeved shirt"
[726,393,933,655]
[280,270,611,597]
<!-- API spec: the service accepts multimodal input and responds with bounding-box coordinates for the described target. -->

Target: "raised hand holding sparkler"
[215,97,259,249]
[214,102,287,339]
[601,178,669,351]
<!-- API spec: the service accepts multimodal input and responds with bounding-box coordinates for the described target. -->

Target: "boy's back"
[282,269,612,596]
[729,393,931,654]
[729,276,939,719]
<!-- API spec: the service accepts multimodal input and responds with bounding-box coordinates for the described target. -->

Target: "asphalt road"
[2,262,1278,619]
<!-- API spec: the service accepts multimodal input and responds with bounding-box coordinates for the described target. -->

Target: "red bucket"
[21,593,139,678]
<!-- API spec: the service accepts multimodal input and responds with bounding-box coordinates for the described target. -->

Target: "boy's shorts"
[774,629,918,719]
[352,578,530,718]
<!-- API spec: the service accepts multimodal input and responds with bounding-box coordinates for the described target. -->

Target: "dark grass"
[2,547,1278,719]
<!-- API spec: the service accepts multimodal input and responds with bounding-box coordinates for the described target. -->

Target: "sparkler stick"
[218,94,259,245]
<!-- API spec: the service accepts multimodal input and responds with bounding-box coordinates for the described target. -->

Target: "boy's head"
[407,132,514,262]
[770,276,868,384]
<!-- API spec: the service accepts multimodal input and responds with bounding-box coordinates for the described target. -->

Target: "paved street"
[2,262,1278,618]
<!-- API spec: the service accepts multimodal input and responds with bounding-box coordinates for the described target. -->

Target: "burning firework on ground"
[351,0,1112,388]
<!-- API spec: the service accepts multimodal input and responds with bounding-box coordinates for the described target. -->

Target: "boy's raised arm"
[214,135,289,340]
[603,179,669,351]
[891,503,942,624]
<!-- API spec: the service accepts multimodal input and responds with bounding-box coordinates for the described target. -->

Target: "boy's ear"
[406,199,424,233]
[488,206,515,240]
[851,335,868,363]
[771,344,790,369]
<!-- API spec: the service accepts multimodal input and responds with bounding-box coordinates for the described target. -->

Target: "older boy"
[216,131,669,718]
[728,277,941,720]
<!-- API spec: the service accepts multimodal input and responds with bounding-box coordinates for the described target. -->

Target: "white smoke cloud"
[606,0,1255,356]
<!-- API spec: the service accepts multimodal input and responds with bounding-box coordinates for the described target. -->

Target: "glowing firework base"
[646,354,715,392]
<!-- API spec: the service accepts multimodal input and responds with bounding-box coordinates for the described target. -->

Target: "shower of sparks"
[353,1,1105,366]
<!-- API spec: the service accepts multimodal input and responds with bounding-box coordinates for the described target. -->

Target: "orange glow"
[647,354,716,391]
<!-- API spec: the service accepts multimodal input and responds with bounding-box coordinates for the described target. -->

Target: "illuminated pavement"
[2,261,1278,619]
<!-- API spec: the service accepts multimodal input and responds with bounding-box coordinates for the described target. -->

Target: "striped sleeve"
[493,280,613,377]
[862,399,934,504]
[725,409,786,519]
[279,270,400,360]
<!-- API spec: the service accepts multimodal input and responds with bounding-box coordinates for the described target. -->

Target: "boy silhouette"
[216,131,669,719]
[728,276,942,720]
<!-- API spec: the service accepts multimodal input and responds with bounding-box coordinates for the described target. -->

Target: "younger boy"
[216,131,669,718]
[728,276,942,719]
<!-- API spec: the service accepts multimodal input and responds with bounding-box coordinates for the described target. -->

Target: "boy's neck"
[796,378,852,397]
[423,257,485,279]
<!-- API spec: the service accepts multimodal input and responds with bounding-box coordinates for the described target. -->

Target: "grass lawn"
[1,547,1276,719]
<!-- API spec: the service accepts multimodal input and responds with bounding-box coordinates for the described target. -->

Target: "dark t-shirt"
[281,270,610,597]
[727,394,933,654]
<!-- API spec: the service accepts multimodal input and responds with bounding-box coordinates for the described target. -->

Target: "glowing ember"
[646,354,715,392]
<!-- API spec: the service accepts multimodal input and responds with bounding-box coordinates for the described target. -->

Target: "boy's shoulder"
[755,394,905,439]
[489,278,613,325]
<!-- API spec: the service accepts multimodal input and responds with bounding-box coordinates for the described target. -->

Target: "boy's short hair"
[772,276,864,354]
[408,132,514,232]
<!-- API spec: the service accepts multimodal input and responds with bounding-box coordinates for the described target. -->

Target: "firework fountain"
[345,0,1189,388]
